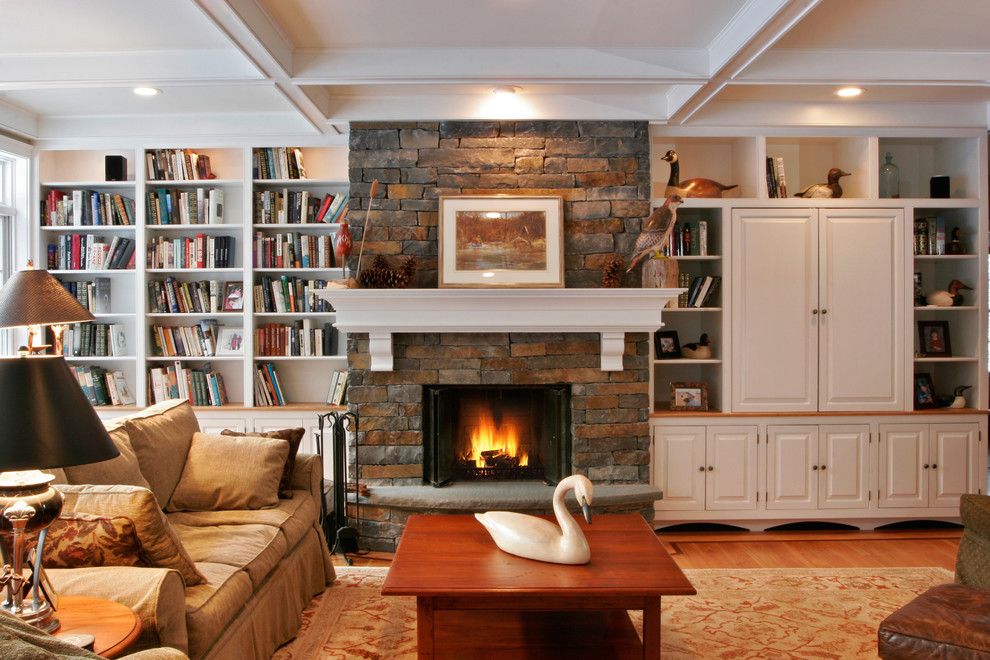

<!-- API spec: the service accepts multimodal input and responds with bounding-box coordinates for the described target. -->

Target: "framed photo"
[913,372,938,409]
[669,381,709,411]
[917,320,951,357]
[438,195,564,288]
[222,282,244,311]
[216,327,244,356]
[655,330,682,359]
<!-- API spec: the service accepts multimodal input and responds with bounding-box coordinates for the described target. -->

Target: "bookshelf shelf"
[914,357,979,363]
[653,359,722,365]
[146,268,243,274]
[146,312,242,318]
[65,356,135,362]
[914,306,979,312]
[41,226,135,232]
[146,225,243,232]
[50,269,134,275]
[251,223,340,231]
[145,179,242,187]
[662,307,722,313]
[254,312,336,318]
[42,181,136,189]
[253,267,345,274]
[914,254,979,261]
[146,356,244,362]
[252,179,347,186]
[252,355,345,361]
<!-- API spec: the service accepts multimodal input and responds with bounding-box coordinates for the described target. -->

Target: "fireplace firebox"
[423,385,571,487]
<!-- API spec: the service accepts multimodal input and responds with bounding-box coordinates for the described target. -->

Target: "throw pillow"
[63,426,152,491]
[168,432,288,511]
[56,484,206,586]
[220,427,305,498]
[42,512,145,569]
[122,399,201,506]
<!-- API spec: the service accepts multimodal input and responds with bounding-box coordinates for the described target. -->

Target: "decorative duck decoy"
[794,168,850,198]
[682,333,712,360]
[475,474,594,565]
[926,279,972,307]
[661,150,738,198]
[948,385,972,409]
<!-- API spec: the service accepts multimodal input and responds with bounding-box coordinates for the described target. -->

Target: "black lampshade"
[0,269,94,328]
[0,356,118,470]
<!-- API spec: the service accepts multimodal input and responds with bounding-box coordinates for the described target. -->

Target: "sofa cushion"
[878,583,990,658]
[43,512,145,569]
[221,427,304,498]
[166,489,318,550]
[185,562,253,659]
[173,522,288,588]
[63,426,152,490]
[122,400,200,506]
[168,432,288,512]
[56,484,205,586]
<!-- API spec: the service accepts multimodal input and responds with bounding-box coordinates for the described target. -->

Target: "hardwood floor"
[333,528,963,571]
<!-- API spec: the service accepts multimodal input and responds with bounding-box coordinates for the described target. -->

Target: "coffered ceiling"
[2,0,988,143]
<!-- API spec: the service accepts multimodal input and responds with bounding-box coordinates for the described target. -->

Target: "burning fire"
[463,408,528,468]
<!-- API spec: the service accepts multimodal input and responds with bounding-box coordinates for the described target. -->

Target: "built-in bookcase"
[34,145,349,412]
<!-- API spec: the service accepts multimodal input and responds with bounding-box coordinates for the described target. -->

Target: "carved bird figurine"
[661,150,738,198]
[334,209,353,273]
[626,194,683,272]
[794,168,850,198]
[682,333,712,360]
[926,279,972,307]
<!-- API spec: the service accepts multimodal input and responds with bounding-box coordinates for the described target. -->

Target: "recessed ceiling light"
[133,87,161,97]
[492,86,520,97]
[835,87,863,98]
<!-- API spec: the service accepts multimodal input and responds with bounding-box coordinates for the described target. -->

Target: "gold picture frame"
[669,381,709,411]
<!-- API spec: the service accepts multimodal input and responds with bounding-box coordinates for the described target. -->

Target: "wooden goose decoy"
[475,474,594,565]
[926,279,972,307]
[794,168,850,198]
[682,333,712,360]
[661,150,738,198]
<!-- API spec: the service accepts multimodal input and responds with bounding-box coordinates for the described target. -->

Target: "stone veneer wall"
[346,331,651,550]
[347,120,651,287]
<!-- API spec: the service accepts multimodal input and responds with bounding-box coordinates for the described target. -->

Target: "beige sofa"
[44,399,335,659]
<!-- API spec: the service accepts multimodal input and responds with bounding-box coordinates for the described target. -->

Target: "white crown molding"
[740,49,990,83]
[36,111,319,140]
[0,99,39,140]
[689,99,989,128]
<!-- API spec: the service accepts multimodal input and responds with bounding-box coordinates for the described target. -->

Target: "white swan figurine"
[475,474,594,565]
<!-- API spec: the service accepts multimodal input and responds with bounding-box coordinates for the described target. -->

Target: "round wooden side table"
[55,596,141,658]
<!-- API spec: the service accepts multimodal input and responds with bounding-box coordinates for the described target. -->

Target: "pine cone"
[602,254,626,288]
[396,255,419,288]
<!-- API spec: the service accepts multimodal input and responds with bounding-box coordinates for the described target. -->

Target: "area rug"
[273,565,952,659]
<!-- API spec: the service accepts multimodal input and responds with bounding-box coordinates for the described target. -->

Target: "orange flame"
[463,408,528,467]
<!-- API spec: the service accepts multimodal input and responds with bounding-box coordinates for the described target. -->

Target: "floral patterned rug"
[274,566,951,659]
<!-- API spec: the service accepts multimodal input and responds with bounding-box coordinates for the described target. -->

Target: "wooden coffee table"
[56,596,141,658]
[382,513,695,659]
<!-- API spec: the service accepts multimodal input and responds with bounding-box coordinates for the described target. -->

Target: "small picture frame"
[655,330,682,360]
[669,381,709,411]
[917,320,951,357]
[216,327,244,356]
[914,372,938,409]
[913,272,925,306]
[223,282,244,311]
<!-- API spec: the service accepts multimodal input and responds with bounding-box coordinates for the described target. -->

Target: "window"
[0,153,21,355]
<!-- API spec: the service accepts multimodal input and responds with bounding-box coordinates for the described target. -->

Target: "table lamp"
[0,266,95,354]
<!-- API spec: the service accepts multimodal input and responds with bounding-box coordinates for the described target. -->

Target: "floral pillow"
[42,512,145,569]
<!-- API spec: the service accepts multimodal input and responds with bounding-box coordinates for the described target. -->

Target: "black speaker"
[930,175,950,198]
[105,155,127,182]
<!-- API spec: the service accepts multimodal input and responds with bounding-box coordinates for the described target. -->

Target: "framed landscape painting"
[439,195,564,288]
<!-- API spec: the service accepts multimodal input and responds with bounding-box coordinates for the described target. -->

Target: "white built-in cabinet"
[767,425,869,510]
[731,208,904,412]
[879,423,978,509]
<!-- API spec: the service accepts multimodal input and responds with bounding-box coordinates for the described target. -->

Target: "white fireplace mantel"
[315,288,681,371]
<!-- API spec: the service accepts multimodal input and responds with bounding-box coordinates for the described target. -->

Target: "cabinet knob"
[924,464,930,469]
[707,466,714,471]
[699,466,705,472]
[932,463,938,469]
[812,309,819,315]
[820,465,826,471]
[812,465,819,470]
[820,309,828,315]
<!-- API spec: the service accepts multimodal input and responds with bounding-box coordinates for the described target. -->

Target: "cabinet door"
[879,424,928,508]
[767,426,818,510]
[819,210,904,411]
[731,209,818,412]
[706,426,759,510]
[930,423,978,508]
[654,426,706,511]
[197,416,250,435]
[819,425,870,509]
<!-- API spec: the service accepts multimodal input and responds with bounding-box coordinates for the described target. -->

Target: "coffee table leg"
[417,597,435,659]
[642,596,661,659]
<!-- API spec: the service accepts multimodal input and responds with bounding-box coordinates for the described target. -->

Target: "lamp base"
[2,598,58,633]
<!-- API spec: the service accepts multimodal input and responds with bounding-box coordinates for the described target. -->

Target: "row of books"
[255,363,286,406]
[148,364,228,406]
[43,189,135,226]
[669,220,709,257]
[253,232,337,269]
[254,190,348,225]
[255,276,335,313]
[253,147,306,180]
[146,188,224,225]
[913,216,956,255]
[325,370,348,405]
[48,235,134,271]
[147,149,216,181]
[766,156,789,198]
[146,235,235,269]
[62,323,128,357]
[148,278,229,314]
[683,275,722,308]
[255,322,338,357]
[150,321,220,358]
[72,367,135,407]
[60,278,111,314]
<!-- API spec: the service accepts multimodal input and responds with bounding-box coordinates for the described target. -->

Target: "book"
[774,156,788,197]
[698,221,708,256]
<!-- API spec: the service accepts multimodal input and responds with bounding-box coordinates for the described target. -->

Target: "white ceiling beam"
[193,0,333,134]
[292,47,709,85]
[668,0,822,123]
[739,50,990,84]
[36,111,317,141]
[688,100,988,128]
[0,50,262,90]
[0,99,39,140]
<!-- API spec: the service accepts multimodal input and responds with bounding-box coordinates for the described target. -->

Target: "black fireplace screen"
[423,384,571,487]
